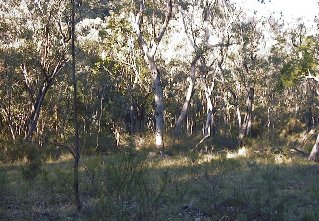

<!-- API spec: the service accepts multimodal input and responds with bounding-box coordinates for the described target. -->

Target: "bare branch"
[306,71,319,83]
[21,63,35,103]
[306,76,319,82]
[130,7,149,55]
[156,0,172,43]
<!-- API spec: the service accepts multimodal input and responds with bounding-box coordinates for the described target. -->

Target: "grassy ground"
[0,134,319,221]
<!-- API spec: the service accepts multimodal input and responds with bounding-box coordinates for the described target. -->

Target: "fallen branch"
[290,147,308,156]
[193,135,211,151]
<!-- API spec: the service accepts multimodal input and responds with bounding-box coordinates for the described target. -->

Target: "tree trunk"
[203,81,215,137]
[96,87,105,150]
[0,101,16,141]
[174,55,199,138]
[71,0,81,211]
[309,133,319,161]
[204,110,212,137]
[307,106,313,132]
[129,101,137,134]
[175,79,194,137]
[149,60,164,149]
[131,0,172,148]
[25,82,51,140]
[228,87,241,129]
[238,87,254,146]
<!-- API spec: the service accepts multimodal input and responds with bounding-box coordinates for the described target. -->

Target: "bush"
[19,141,43,180]
[82,133,117,155]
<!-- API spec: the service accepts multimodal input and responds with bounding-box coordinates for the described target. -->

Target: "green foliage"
[279,36,318,88]
[82,133,116,155]
[19,142,43,180]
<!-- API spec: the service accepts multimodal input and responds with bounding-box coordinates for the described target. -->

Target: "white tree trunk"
[130,0,172,149]
[203,81,215,137]
[309,133,319,161]
[174,79,194,137]
[174,55,200,137]
[149,60,164,148]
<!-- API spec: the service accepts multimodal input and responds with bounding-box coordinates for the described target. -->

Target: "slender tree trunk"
[131,0,172,148]
[246,112,252,136]
[71,0,81,211]
[203,81,215,137]
[204,110,212,137]
[25,83,51,140]
[5,69,16,140]
[129,101,137,134]
[307,106,313,132]
[175,79,194,137]
[174,55,200,138]
[96,87,105,150]
[0,102,16,141]
[148,60,164,148]
[236,106,242,129]
[309,133,319,161]
[238,87,254,146]
[228,87,241,129]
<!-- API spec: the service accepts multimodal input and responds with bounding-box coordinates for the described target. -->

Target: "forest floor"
[0,132,319,221]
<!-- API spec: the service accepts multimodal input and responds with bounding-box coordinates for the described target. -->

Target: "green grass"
[0,139,319,221]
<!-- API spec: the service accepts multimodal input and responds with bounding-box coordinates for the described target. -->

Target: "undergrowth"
[0,136,319,221]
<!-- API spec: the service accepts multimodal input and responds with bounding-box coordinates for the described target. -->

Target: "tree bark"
[130,0,172,149]
[149,60,164,148]
[309,133,319,161]
[203,81,215,138]
[25,82,51,139]
[174,54,200,138]
[238,87,254,146]
[71,0,81,211]
[96,87,105,150]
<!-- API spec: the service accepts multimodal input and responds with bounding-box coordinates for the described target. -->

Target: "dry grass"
[0,135,319,220]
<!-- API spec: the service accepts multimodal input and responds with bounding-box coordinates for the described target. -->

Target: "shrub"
[19,141,43,180]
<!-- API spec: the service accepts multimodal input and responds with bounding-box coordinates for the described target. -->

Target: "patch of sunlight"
[226,147,248,159]
[79,166,87,172]
[153,156,190,169]
[197,153,220,165]
[274,154,292,165]
[45,153,74,164]
[135,137,145,149]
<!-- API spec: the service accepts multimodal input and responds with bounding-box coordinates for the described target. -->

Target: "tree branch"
[305,75,319,83]
[156,0,172,43]
[130,7,149,56]
[21,63,35,103]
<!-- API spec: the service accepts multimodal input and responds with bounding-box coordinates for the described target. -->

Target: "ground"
[0,134,319,221]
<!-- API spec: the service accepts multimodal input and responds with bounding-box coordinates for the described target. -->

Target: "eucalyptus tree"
[0,0,71,141]
[171,0,206,138]
[196,0,243,140]
[130,0,173,149]
[165,0,240,139]
[227,15,265,145]
[70,0,82,210]
[282,31,319,160]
